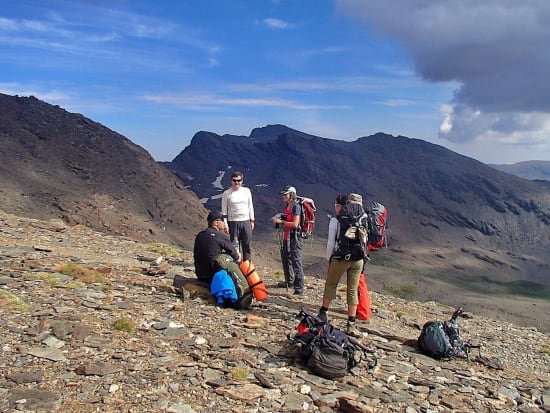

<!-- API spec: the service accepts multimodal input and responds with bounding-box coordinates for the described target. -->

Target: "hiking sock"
[348,316,356,323]
[318,307,329,323]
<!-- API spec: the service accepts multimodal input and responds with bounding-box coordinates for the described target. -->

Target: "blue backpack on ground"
[210,269,237,306]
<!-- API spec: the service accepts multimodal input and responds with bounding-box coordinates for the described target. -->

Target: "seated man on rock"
[193,210,241,284]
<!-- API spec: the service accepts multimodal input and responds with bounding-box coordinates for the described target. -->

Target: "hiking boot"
[276,281,288,288]
[293,290,304,296]
[346,322,362,338]
[317,311,328,323]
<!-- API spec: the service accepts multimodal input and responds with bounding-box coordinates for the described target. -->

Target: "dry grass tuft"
[52,262,107,284]
[229,365,249,381]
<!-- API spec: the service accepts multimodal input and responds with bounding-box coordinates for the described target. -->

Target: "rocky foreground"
[0,210,549,413]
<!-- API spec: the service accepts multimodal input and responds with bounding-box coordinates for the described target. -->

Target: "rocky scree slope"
[0,210,549,412]
[0,93,205,248]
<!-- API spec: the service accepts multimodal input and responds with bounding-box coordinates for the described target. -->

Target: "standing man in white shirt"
[221,171,255,261]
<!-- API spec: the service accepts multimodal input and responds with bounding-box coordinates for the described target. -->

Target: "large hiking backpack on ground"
[418,321,457,359]
[289,307,373,379]
[296,196,316,239]
[212,254,253,309]
[332,203,368,261]
[417,307,477,359]
[367,202,387,251]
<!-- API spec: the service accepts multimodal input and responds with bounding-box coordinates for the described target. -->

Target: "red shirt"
[283,203,301,241]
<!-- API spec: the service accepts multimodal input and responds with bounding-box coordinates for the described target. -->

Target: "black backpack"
[289,308,373,379]
[332,203,368,261]
[418,307,475,359]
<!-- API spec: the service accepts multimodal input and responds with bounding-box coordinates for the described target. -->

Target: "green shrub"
[504,280,550,300]
[229,365,249,381]
[114,318,134,333]
[24,272,62,286]
[0,290,29,312]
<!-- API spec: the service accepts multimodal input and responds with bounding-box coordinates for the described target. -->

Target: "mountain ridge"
[490,160,550,181]
[166,125,550,247]
[0,93,205,248]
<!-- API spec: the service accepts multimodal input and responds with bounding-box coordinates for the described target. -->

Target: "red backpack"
[367,202,387,251]
[296,196,316,239]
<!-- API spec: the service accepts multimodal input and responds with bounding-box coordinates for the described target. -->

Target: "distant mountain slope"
[165,125,550,247]
[163,125,550,286]
[0,93,205,247]
[490,160,550,181]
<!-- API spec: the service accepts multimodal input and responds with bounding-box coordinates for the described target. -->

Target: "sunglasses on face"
[232,179,242,183]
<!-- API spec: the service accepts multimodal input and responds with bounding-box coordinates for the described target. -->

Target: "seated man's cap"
[207,210,224,224]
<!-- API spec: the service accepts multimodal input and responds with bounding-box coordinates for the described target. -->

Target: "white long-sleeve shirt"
[326,217,339,260]
[221,186,255,223]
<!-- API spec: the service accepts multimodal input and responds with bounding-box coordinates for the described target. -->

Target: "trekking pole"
[463,341,482,361]
[451,307,464,322]
[285,238,290,294]
[273,222,287,291]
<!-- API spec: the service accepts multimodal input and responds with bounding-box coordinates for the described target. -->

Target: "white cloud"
[377,99,415,107]
[0,83,70,103]
[262,18,294,30]
[141,93,350,110]
[336,0,550,157]
[440,105,550,148]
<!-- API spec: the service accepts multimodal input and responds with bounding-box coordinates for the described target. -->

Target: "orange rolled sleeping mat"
[239,260,268,301]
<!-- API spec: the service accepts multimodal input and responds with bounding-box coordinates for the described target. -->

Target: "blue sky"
[2,0,550,164]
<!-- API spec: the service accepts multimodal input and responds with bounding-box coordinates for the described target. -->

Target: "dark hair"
[231,171,243,179]
[335,195,348,205]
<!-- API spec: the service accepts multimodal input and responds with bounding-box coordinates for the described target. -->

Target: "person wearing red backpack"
[272,185,305,295]
[318,193,366,338]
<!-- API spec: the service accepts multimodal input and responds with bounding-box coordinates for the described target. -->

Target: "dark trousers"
[228,220,253,261]
[280,235,304,293]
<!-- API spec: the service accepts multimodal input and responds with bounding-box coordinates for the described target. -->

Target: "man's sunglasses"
[232,179,242,183]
